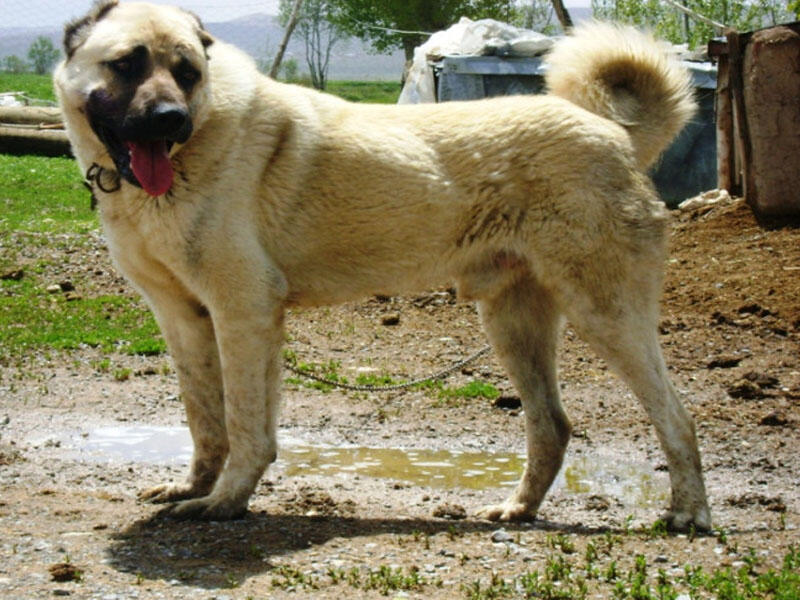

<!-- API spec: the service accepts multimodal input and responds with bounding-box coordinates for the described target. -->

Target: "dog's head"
[55,1,213,196]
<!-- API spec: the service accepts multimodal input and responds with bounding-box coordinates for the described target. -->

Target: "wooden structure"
[0,105,71,157]
[710,23,800,216]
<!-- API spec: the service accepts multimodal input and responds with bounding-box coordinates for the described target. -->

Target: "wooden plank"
[714,56,736,193]
[0,126,71,157]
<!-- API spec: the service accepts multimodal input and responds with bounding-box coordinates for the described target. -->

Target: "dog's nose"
[152,103,188,132]
[150,103,192,143]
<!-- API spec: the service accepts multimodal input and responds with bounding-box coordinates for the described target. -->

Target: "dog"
[54,0,711,530]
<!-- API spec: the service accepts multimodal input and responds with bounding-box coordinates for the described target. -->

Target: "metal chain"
[284,345,492,392]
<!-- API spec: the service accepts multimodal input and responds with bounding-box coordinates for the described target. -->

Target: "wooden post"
[742,26,800,216]
[714,54,736,194]
[725,29,752,202]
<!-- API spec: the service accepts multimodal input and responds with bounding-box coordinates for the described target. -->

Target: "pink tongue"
[127,140,173,196]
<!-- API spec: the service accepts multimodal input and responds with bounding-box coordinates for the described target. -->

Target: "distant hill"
[207,13,407,81]
[0,8,593,80]
[0,12,407,81]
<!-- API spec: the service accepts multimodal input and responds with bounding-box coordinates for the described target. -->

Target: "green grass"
[271,563,442,594]
[0,154,92,233]
[0,152,164,362]
[0,275,164,362]
[283,352,500,401]
[325,80,401,103]
[0,72,57,103]
[0,72,400,105]
[463,544,800,600]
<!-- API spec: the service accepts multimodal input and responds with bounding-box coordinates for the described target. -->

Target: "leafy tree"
[329,0,517,62]
[790,0,800,18]
[281,56,301,81]
[27,36,60,75]
[279,0,344,89]
[591,0,793,49]
[516,0,561,34]
[2,55,29,74]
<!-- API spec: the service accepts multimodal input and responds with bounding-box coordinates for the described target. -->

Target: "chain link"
[284,345,492,392]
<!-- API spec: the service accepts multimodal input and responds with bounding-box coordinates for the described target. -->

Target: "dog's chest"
[98,189,198,274]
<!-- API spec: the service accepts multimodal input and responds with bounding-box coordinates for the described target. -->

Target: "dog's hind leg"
[564,278,711,531]
[136,288,229,505]
[474,276,570,521]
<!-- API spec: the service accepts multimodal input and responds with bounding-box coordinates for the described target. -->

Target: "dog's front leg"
[169,293,285,521]
[138,291,227,504]
[108,265,230,506]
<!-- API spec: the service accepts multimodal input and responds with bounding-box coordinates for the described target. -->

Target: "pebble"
[381,313,400,326]
[490,528,513,543]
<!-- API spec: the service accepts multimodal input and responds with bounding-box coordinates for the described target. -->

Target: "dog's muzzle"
[121,102,193,144]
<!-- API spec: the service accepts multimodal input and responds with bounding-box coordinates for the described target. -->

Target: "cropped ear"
[184,10,215,57]
[199,29,215,51]
[63,0,119,59]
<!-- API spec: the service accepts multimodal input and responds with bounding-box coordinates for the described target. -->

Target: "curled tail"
[545,22,696,170]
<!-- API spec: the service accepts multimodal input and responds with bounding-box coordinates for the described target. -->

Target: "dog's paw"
[139,483,207,504]
[475,501,537,522]
[167,495,248,521]
[662,506,712,533]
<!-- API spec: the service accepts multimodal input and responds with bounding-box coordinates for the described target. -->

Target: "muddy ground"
[0,197,798,598]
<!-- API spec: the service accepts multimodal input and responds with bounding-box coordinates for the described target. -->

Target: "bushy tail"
[545,22,696,170]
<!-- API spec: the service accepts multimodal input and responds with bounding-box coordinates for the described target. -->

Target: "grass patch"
[0,277,163,361]
[0,154,92,234]
[439,379,501,402]
[0,72,400,105]
[0,152,162,361]
[0,72,57,103]
[283,354,499,401]
[271,563,442,594]
[325,80,401,103]
[463,545,800,600]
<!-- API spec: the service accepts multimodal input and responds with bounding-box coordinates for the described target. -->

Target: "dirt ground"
[0,196,798,598]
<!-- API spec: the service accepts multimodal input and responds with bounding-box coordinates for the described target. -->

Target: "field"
[0,72,400,105]
[1,75,799,599]
[0,72,58,103]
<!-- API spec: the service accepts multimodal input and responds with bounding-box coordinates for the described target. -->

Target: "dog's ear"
[199,29,215,51]
[63,0,119,59]
[184,10,215,56]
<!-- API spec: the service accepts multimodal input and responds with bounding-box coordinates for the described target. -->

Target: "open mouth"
[125,139,175,197]
[95,125,176,197]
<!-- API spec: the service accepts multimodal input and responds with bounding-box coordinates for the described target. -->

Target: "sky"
[3,0,593,29]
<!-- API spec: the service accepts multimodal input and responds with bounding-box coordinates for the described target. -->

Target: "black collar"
[84,163,121,209]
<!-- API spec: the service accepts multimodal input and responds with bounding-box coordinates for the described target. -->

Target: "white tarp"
[398,17,553,104]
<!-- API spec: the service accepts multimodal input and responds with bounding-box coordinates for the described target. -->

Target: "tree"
[515,1,560,34]
[2,55,29,74]
[27,36,60,75]
[271,0,303,78]
[591,0,793,49]
[551,0,574,29]
[279,0,344,89]
[329,0,517,63]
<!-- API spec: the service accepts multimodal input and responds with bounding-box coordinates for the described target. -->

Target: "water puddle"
[62,425,667,507]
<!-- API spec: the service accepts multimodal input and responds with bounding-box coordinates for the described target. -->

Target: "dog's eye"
[174,63,201,89]
[107,46,146,78]
[110,59,132,74]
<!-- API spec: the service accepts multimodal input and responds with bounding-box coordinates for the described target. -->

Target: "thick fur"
[54,3,711,529]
